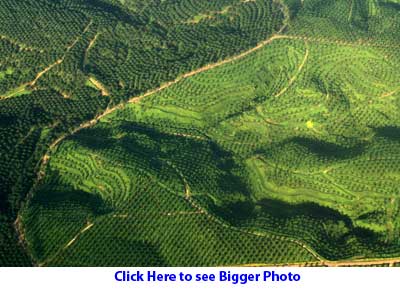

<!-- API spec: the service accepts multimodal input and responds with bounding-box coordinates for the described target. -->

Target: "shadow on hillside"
[374,126,400,141]
[33,182,112,216]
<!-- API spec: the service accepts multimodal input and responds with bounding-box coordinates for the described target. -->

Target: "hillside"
[2,0,400,266]
[0,0,284,265]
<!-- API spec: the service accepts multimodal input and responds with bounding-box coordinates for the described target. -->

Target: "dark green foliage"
[3,0,400,266]
[0,215,31,266]
[0,0,284,265]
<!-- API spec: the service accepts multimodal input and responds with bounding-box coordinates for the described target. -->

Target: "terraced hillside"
[0,0,284,265]
[2,0,400,266]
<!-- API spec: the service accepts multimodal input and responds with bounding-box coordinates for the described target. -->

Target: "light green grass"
[0,84,31,99]
[0,67,13,80]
